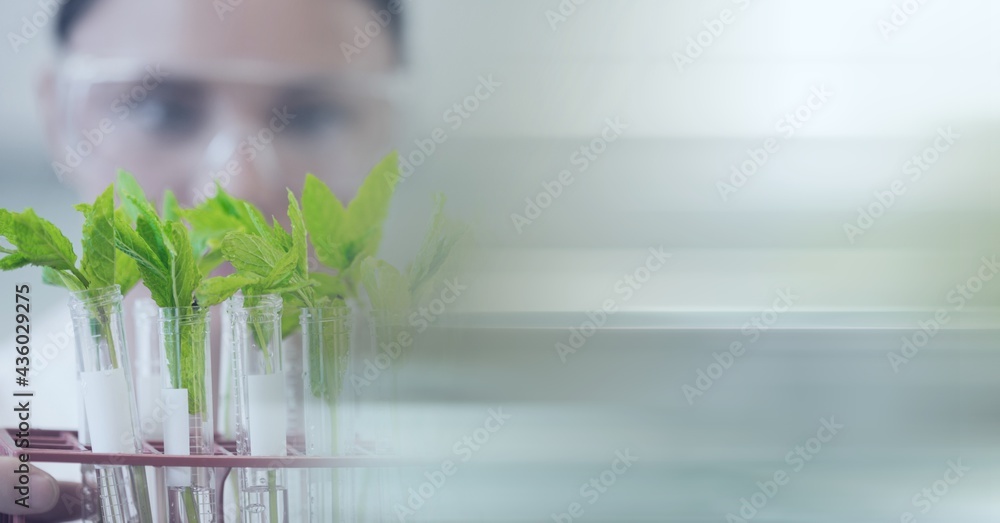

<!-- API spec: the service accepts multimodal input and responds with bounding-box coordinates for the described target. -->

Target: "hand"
[0,458,81,522]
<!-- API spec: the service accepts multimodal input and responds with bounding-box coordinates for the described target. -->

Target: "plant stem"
[130,465,153,522]
[267,470,278,522]
[295,288,315,310]
[70,266,91,289]
[98,311,120,370]
[182,486,200,523]
[248,303,279,521]
[251,321,274,374]
[103,329,119,369]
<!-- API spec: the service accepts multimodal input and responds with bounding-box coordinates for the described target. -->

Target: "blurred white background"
[403,0,1000,313]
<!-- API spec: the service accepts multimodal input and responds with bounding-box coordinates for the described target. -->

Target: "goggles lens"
[56,58,398,203]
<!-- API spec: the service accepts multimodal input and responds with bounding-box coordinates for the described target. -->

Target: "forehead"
[66,0,394,73]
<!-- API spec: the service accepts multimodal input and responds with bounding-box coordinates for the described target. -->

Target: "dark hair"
[55,0,97,45]
[57,0,403,51]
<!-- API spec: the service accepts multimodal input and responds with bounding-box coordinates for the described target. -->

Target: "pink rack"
[0,428,406,522]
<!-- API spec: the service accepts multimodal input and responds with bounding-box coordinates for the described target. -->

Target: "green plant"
[113,171,250,414]
[182,184,273,276]
[0,183,154,520]
[302,152,399,298]
[0,184,140,294]
[0,184,144,371]
[360,193,469,317]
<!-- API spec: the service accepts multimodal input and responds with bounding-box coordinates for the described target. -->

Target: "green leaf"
[360,257,410,313]
[133,203,169,267]
[79,185,116,289]
[302,153,399,288]
[41,267,86,291]
[287,190,309,278]
[272,219,293,251]
[17,209,79,271]
[183,195,248,252]
[185,187,282,278]
[343,152,398,257]
[314,242,349,273]
[0,252,30,271]
[162,190,181,222]
[244,202,276,239]
[310,272,346,301]
[407,193,469,304]
[196,274,257,307]
[186,207,243,250]
[221,232,285,279]
[196,248,225,277]
[281,306,302,340]
[250,279,312,299]
[114,212,172,306]
[117,172,170,271]
[167,221,199,308]
[302,173,346,269]
[258,248,299,290]
[116,170,156,222]
[0,208,84,284]
[0,210,12,236]
[115,251,141,294]
[237,198,272,234]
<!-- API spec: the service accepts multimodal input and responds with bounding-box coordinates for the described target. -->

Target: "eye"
[282,100,354,136]
[131,84,206,137]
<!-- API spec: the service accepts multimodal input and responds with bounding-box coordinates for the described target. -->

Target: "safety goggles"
[54,55,402,203]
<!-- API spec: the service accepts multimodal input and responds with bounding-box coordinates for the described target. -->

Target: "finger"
[25,481,84,523]
[0,457,59,516]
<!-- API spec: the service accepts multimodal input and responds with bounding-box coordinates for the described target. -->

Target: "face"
[43,0,396,221]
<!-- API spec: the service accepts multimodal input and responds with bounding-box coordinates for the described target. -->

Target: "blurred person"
[44,0,401,216]
[1,0,404,519]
